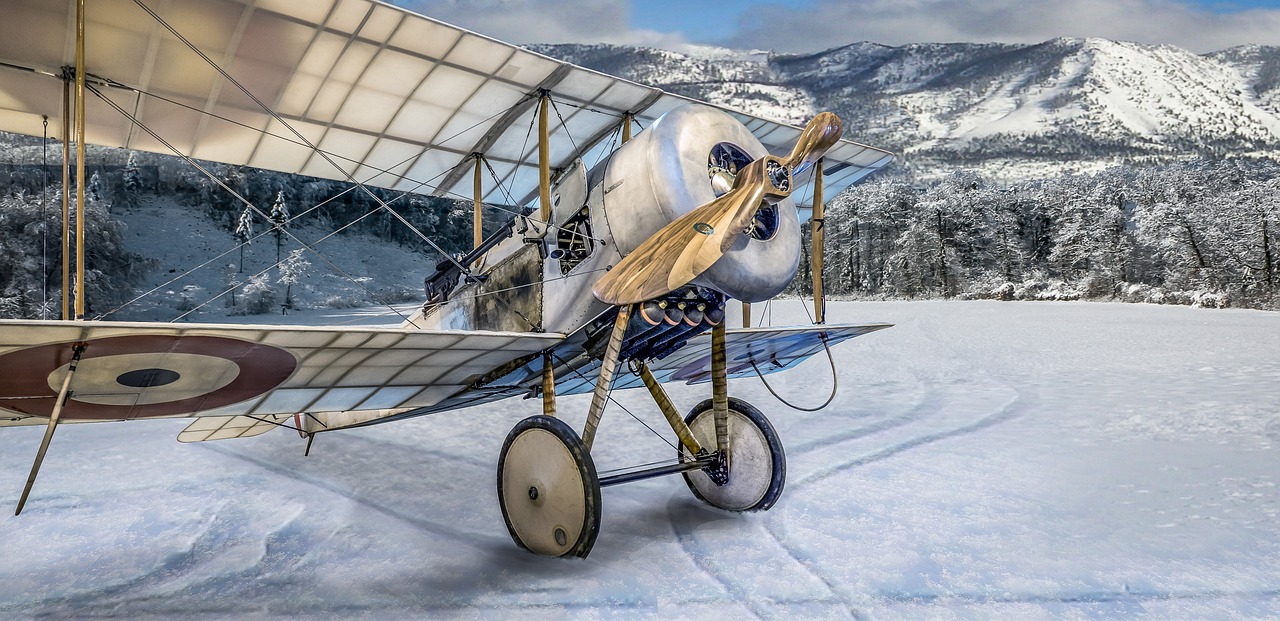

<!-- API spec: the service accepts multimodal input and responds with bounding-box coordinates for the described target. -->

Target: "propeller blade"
[592,113,844,306]
[782,111,844,174]
[594,170,768,305]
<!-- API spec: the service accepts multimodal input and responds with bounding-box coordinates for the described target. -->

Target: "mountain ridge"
[530,39,1280,181]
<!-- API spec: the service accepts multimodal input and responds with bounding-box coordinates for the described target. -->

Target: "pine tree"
[121,153,142,208]
[234,206,253,272]
[269,190,289,265]
[277,249,310,310]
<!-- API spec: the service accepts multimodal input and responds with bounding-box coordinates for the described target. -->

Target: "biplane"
[0,0,893,557]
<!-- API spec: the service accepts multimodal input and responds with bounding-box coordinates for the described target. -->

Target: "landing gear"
[496,415,601,558]
[496,306,788,558]
[681,397,785,512]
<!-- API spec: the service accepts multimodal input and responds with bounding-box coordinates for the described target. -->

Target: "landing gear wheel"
[680,398,785,511]
[497,415,601,558]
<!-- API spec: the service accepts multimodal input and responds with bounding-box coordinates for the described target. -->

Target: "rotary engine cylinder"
[594,105,801,303]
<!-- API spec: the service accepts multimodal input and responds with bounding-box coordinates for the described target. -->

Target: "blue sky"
[401,0,1280,53]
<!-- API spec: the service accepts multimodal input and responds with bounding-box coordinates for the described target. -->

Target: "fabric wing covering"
[0,319,561,424]
[0,0,892,210]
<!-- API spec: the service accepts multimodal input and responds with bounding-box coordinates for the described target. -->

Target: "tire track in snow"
[15,502,317,615]
[869,584,1280,608]
[759,375,1031,616]
[665,496,848,621]
[657,384,962,619]
[791,379,1025,489]
[197,442,506,548]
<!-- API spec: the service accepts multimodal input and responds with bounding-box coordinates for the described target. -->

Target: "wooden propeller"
[593,112,844,306]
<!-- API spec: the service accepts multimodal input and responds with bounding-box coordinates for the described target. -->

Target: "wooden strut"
[742,302,751,328]
[711,322,730,457]
[74,0,87,320]
[473,154,483,250]
[637,362,703,455]
[581,305,631,451]
[537,92,551,223]
[16,344,86,516]
[812,158,826,324]
[541,352,556,417]
[621,112,633,144]
[60,78,70,321]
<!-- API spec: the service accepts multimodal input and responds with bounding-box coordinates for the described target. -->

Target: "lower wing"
[0,319,561,426]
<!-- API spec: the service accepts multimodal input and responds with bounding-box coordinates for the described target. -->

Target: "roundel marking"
[0,334,298,420]
[116,368,181,389]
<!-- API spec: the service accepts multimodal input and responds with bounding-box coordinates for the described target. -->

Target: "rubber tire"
[497,415,601,558]
[680,397,786,512]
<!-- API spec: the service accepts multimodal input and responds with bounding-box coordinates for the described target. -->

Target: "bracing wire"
[89,65,533,207]
[84,75,531,321]
[84,82,421,325]
[548,349,680,453]
[72,1,650,323]
[548,98,581,157]
[130,0,472,279]
[75,32,623,269]
[591,123,620,171]
[174,193,413,321]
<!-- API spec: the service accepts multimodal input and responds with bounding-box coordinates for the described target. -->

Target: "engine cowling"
[594,105,801,303]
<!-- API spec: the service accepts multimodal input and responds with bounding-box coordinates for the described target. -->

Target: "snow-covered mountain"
[532,39,1280,181]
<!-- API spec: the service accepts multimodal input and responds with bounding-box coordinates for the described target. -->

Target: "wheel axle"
[598,451,721,488]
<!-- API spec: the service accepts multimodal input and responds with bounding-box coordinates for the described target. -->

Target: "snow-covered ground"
[2,300,1278,619]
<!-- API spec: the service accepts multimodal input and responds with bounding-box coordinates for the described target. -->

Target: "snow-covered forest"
[0,140,499,320]
[2,133,1279,318]
[798,159,1280,310]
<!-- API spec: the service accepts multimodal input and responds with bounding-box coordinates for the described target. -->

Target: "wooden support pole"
[541,352,556,417]
[711,322,729,455]
[582,305,631,451]
[538,92,551,223]
[621,112,633,144]
[16,344,85,515]
[60,79,71,321]
[812,158,826,324]
[638,363,703,455]
[73,0,87,320]
[472,154,483,250]
[742,302,751,328]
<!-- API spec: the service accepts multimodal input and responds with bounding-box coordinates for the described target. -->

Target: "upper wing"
[0,0,891,210]
[0,319,560,424]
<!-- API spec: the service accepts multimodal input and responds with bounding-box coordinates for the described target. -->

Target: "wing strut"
[581,305,631,450]
[73,0,87,320]
[812,159,826,324]
[538,91,552,223]
[15,344,85,516]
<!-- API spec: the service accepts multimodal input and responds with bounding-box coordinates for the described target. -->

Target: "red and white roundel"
[0,335,297,420]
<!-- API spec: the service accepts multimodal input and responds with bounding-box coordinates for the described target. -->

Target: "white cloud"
[723,0,1280,53]
[398,0,688,47]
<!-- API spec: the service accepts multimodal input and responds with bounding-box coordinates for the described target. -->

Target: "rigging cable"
[173,160,464,322]
[548,97,581,157]
[749,295,839,412]
[749,337,839,412]
[130,0,472,279]
[84,83,417,325]
[78,63,607,250]
[548,350,680,453]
